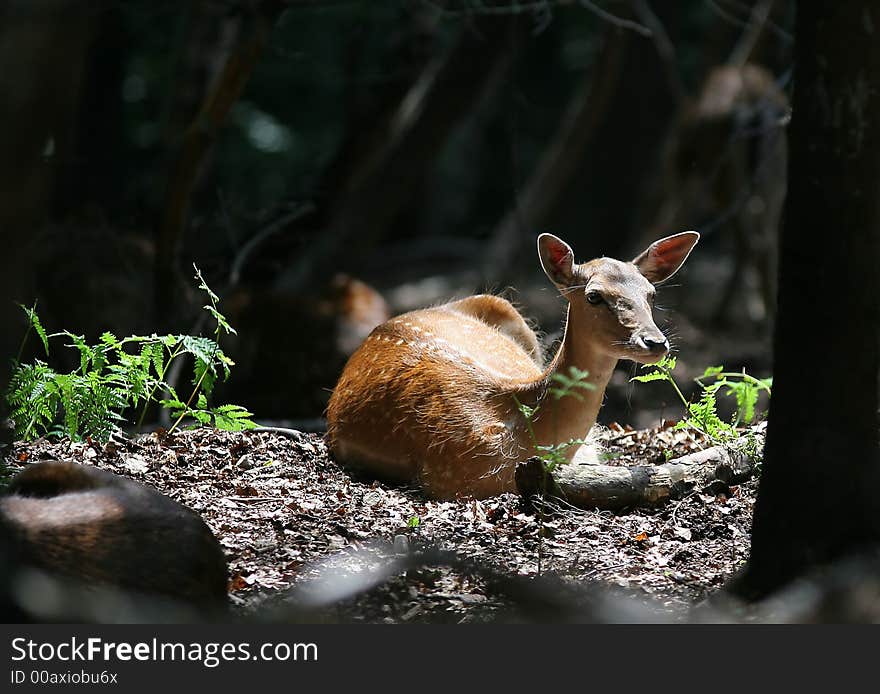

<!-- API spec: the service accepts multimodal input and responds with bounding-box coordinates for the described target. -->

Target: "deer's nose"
[640,335,669,353]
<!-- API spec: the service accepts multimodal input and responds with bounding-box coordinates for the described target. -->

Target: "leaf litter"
[3,422,755,622]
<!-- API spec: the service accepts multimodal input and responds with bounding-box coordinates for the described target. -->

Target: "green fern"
[631,357,771,446]
[20,303,49,356]
[696,366,772,426]
[5,267,256,442]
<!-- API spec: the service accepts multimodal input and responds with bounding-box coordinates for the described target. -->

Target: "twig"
[229,203,315,287]
[608,430,640,443]
[727,0,773,68]
[221,496,279,504]
[669,490,697,528]
[631,0,686,102]
[252,425,309,438]
[582,561,629,579]
[578,0,651,36]
[418,0,558,16]
[706,0,792,44]
[417,0,653,36]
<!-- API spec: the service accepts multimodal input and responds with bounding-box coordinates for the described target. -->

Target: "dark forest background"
[0,0,793,427]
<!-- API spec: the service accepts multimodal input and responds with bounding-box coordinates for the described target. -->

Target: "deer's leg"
[713,220,750,326]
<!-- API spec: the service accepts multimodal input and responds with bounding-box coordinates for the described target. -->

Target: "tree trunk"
[737,2,880,598]
[483,28,627,280]
[0,1,93,391]
[274,14,522,294]
[153,1,284,323]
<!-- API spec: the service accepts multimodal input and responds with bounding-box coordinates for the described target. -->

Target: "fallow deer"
[327,232,699,499]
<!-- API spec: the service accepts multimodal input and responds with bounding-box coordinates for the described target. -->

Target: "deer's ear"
[633,231,700,284]
[538,233,576,288]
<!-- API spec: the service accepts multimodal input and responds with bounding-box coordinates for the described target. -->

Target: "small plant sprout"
[695,366,772,427]
[515,366,596,474]
[5,266,256,442]
[631,356,771,447]
[513,366,596,574]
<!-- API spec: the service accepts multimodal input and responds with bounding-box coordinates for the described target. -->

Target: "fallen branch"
[516,435,761,511]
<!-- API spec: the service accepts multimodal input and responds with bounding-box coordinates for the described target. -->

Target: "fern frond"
[20,304,49,356]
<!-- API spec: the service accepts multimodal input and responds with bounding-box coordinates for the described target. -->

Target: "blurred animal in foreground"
[327,231,699,499]
[646,64,789,324]
[0,461,227,621]
[220,274,390,421]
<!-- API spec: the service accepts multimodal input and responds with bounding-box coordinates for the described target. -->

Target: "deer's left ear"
[633,231,700,284]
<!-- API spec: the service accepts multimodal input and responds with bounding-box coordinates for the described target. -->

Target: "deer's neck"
[518,305,618,452]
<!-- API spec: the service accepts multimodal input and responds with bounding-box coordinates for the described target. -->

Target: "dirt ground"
[2,421,758,623]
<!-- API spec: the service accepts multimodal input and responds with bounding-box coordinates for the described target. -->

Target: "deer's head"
[538,231,699,364]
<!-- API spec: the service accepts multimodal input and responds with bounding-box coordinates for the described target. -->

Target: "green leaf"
[194,264,237,336]
[701,365,724,379]
[181,335,218,366]
[151,342,166,378]
[517,401,536,419]
[20,304,49,356]
[193,265,219,302]
[99,331,119,349]
[630,370,669,383]
[549,386,584,402]
[211,404,256,431]
[654,355,677,372]
[566,366,591,382]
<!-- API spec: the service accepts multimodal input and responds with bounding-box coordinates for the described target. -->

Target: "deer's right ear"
[538,233,576,288]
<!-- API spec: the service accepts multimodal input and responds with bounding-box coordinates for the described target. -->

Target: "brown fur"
[327,233,699,500]
[0,462,228,612]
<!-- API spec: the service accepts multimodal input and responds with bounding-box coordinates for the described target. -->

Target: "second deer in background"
[646,63,789,325]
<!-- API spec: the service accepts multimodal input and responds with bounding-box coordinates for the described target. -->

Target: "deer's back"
[327,295,543,496]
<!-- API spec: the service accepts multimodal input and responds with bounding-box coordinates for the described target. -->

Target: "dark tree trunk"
[50,5,126,220]
[0,1,93,390]
[483,28,627,280]
[738,2,880,598]
[553,3,683,261]
[273,14,522,294]
[153,1,284,324]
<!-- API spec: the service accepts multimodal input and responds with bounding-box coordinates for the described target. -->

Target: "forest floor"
[3,424,757,623]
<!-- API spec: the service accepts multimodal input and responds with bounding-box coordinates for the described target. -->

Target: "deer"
[0,461,228,619]
[644,63,788,325]
[327,231,699,500]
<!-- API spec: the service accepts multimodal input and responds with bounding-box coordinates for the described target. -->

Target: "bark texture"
[740,2,880,598]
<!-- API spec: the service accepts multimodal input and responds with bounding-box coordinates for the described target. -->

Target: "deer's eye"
[586,291,604,305]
